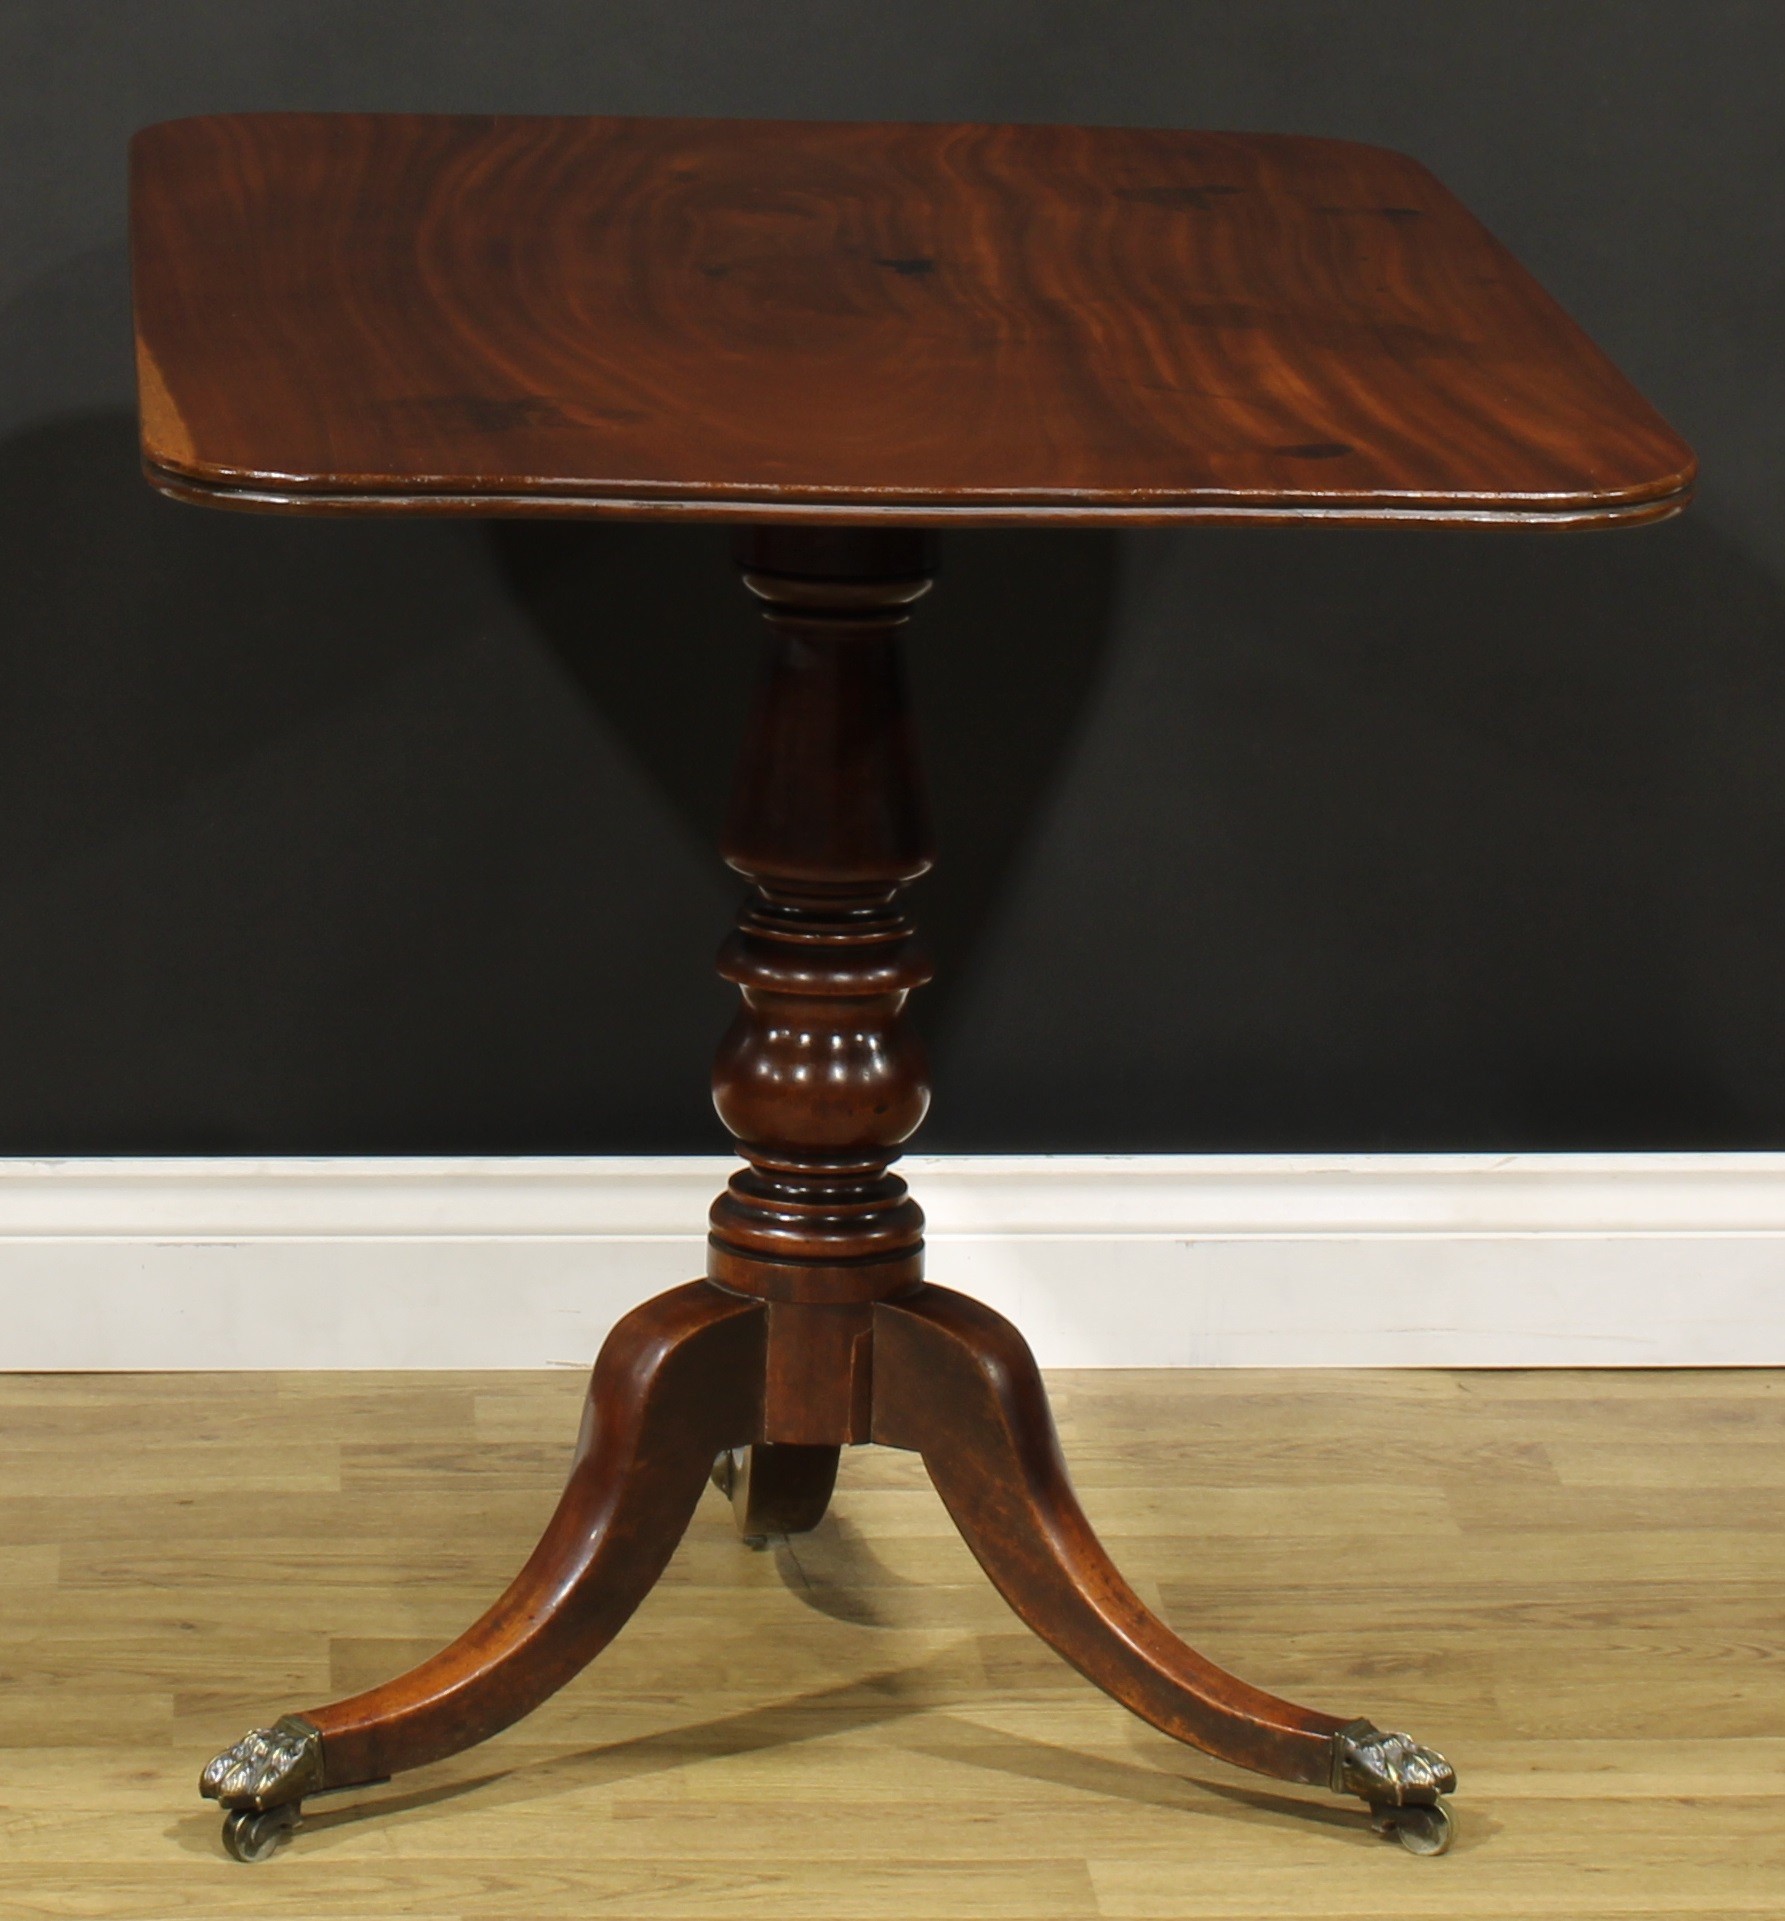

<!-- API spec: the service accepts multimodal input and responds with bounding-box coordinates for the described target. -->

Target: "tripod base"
[200,523,1451,1861]
[200,1277,1455,1859]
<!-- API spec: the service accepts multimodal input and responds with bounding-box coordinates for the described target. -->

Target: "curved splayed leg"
[201,1281,765,1850]
[871,1284,1455,1843]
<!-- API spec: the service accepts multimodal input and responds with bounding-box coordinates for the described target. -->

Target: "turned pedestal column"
[707,527,936,1463]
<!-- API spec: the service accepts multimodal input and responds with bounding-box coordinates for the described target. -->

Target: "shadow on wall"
[935,508,1785,1149]
[0,410,1782,1151]
[0,410,734,1152]
[0,410,1118,1150]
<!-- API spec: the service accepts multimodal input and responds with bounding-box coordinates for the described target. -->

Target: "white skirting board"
[2,1153,1783,1370]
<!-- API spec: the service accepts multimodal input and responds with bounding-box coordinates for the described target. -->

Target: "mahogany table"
[130,112,1694,1864]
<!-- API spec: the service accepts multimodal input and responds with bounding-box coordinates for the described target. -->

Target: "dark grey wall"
[2,1,1781,1152]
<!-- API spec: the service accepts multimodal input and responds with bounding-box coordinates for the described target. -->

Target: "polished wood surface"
[2,1365,1778,1915]
[130,113,1694,526]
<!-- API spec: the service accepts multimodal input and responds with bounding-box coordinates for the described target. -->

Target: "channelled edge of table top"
[141,460,1695,532]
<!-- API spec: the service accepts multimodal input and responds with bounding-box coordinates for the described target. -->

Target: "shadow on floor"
[169,1645,1410,1862]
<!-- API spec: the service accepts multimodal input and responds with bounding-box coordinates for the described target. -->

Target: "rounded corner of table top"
[131,113,210,150]
[127,114,199,167]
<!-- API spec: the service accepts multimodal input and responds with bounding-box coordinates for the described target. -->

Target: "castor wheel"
[220,1801,301,1862]
[710,1448,768,1547]
[710,1443,839,1546]
[1369,1798,1453,1856]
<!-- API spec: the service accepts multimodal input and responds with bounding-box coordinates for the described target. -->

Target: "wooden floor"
[0,1364,1779,1918]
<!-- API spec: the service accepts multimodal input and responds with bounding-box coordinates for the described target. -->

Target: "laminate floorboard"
[0,1366,1777,1917]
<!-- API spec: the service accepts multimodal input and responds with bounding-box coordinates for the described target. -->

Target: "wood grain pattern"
[129,113,1695,526]
[2,1365,1778,1915]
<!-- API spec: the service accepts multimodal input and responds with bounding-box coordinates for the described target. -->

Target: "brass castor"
[1370,1798,1454,1856]
[1333,1719,1456,1855]
[221,1800,301,1862]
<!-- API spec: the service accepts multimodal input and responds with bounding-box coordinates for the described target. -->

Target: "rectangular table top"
[130,113,1694,527]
